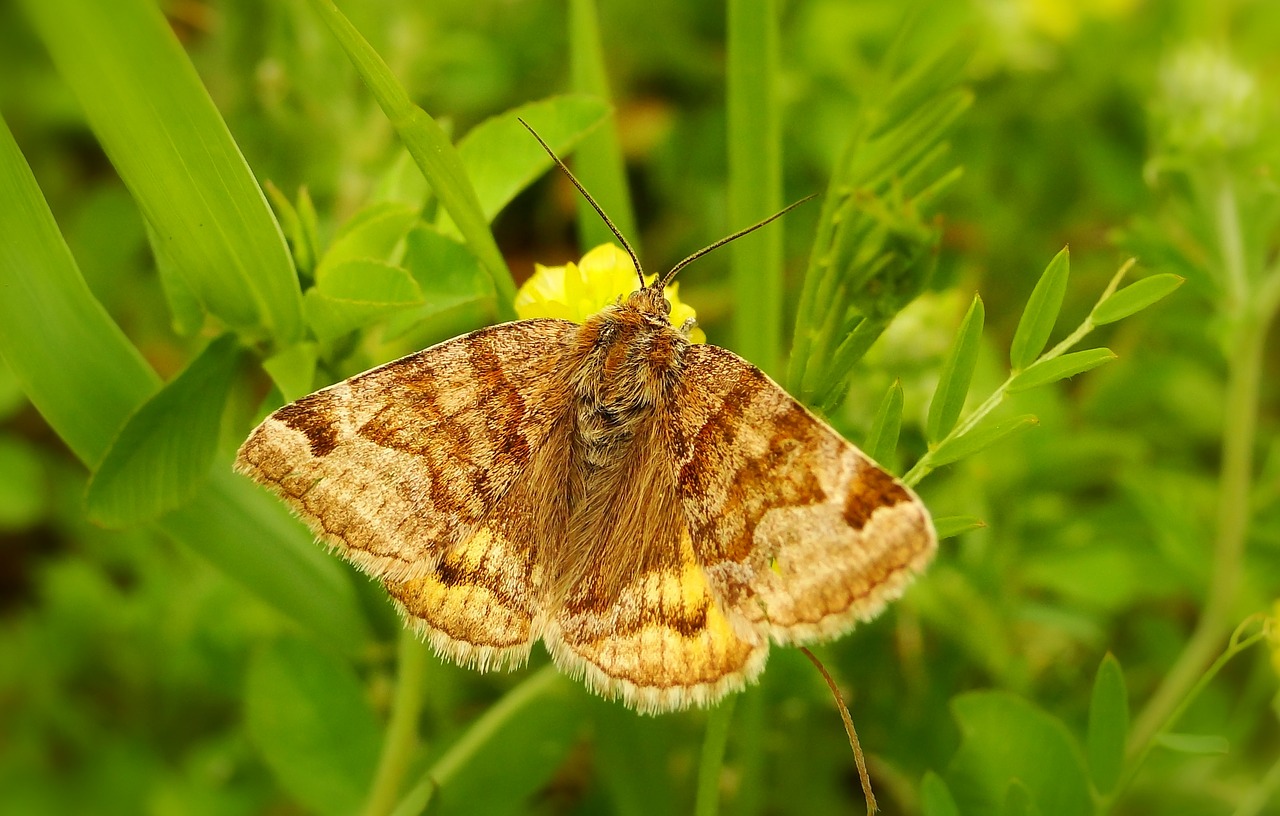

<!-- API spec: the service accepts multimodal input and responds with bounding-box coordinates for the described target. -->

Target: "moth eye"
[661,298,672,315]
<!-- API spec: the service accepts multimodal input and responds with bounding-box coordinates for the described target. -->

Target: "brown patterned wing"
[236,318,580,667]
[664,344,937,646]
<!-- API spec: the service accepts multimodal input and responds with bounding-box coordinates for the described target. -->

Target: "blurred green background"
[1,0,1278,814]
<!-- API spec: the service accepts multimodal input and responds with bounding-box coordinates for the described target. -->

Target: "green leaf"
[926,294,985,442]
[22,0,303,341]
[0,115,161,466]
[934,515,986,540]
[0,436,47,529]
[317,259,424,304]
[391,667,588,816]
[1153,733,1230,755]
[454,95,611,224]
[246,637,381,816]
[1007,348,1117,393]
[920,771,961,816]
[1087,653,1128,794]
[568,0,639,249]
[146,220,207,337]
[382,225,498,341]
[85,334,242,528]
[306,260,426,341]
[1003,780,1042,816]
[865,379,904,466]
[945,691,1091,816]
[1010,247,1070,371]
[318,202,419,274]
[303,0,516,318]
[1091,273,1184,325]
[263,343,320,404]
[930,414,1039,468]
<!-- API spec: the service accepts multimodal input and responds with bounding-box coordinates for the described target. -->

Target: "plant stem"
[694,696,738,816]
[362,629,429,816]
[1127,309,1269,751]
[1128,173,1272,753]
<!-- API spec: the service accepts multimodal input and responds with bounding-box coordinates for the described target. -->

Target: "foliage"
[1,0,1278,814]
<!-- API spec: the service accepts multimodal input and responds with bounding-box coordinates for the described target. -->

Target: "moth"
[236,123,937,713]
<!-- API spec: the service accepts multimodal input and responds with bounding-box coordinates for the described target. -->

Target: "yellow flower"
[515,243,705,344]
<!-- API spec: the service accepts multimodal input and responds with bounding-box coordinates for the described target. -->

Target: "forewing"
[236,318,580,661]
[665,344,936,645]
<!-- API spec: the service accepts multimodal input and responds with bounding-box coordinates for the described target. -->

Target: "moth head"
[625,286,673,321]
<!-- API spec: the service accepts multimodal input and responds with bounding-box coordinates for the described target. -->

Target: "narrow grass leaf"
[23,0,303,341]
[1,117,369,649]
[392,667,587,816]
[727,0,784,377]
[86,334,242,528]
[1010,247,1069,370]
[163,469,370,652]
[934,516,986,540]
[263,343,319,404]
[568,0,639,248]
[246,637,381,816]
[454,95,610,224]
[1153,733,1230,755]
[1086,653,1128,794]
[865,379,904,466]
[146,220,206,337]
[1007,348,1116,393]
[1091,274,1184,325]
[0,115,159,465]
[930,414,1038,468]
[265,181,314,276]
[926,294,984,442]
[920,771,961,816]
[945,691,1091,816]
[303,0,516,317]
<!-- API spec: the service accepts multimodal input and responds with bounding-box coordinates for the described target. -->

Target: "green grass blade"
[865,379,904,467]
[163,469,371,653]
[246,636,382,816]
[0,114,159,466]
[926,295,984,442]
[392,666,586,816]
[568,0,640,251]
[727,0,783,376]
[1007,348,1116,393]
[455,95,611,225]
[1,116,368,649]
[1086,653,1128,794]
[1091,273,1185,325]
[86,334,243,528]
[21,0,303,342]
[1010,247,1070,371]
[303,0,516,319]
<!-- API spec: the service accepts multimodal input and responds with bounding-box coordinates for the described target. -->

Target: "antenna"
[519,118,816,292]
[517,118,645,289]
[658,194,818,287]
